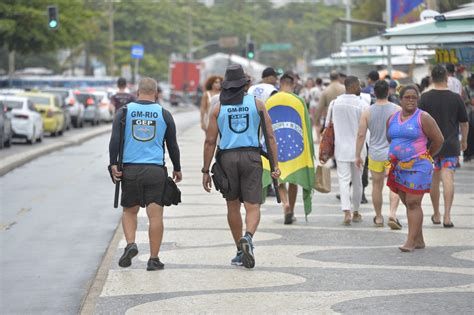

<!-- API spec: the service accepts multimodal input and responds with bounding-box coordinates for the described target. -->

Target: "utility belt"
[211,146,263,195]
[122,163,165,167]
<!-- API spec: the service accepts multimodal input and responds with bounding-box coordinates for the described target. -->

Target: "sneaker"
[231,250,243,266]
[147,257,165,271]
[239,235,255,269]
[118,243,138,268]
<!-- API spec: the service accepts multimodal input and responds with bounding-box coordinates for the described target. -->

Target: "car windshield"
[4,100,23,109]
[26,96,50,105]
[76,94,96,104]
[43,90,68,101]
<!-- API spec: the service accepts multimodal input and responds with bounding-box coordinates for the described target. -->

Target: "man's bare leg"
[146,203,164,258]
[440,168,455,225]
[122,206,140,244]
[371,170,384,224]
[288,183,298,213]
[226,199,243,247]
[243,201,261,235]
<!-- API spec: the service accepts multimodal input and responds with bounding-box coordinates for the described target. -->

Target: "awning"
[384,18,474,37]
[344,33,474,47]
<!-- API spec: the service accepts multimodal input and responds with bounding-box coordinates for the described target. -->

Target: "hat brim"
[221,78,249,89]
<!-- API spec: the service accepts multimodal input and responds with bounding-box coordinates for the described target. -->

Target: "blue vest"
[218,94,260,150]
[123,102,167,165]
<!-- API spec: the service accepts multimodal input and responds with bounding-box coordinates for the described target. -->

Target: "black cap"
[262,67,279,78]
[367,70,380,81]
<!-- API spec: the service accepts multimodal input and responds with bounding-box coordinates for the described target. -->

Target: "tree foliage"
[2,0,470,80]
[0,0,95,54]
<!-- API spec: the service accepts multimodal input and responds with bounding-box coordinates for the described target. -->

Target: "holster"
[211,149,230,194]
[161,167,181,206]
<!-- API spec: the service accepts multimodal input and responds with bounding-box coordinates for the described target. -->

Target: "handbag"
[314,165,331,193]
[319,100,335,164]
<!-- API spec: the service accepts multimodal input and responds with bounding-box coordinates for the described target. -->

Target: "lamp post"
[386,0,392,77]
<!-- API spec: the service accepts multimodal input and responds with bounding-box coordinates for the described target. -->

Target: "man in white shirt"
[323,76,369,225]
[446,63,463,96]
[248,67,279,104]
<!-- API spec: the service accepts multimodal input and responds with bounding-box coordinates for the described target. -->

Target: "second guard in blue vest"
[202,64,280,269]
[109,77,182,271]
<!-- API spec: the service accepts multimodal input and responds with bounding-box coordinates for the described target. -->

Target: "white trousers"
[336,161,362,212]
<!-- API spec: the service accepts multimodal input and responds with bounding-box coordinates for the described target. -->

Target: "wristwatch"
[201,168,209,174]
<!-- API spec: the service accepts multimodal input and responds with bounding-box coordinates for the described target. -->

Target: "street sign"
[219,36,239,48]
[260,43,293,52]
[131,44,144,59]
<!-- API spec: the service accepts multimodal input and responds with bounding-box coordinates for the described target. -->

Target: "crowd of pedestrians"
[108,62,471,271]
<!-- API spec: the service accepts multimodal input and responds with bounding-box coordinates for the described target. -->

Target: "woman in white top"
[200,75,223,131]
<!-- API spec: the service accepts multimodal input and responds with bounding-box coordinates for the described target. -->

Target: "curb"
[0,126,112,177]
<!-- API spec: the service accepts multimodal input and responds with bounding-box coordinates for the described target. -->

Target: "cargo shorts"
[219,149,263,204]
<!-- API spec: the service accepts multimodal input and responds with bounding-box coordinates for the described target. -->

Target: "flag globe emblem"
[268,105,304,162]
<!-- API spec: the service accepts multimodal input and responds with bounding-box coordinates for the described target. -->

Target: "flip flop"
[443,222,454,228]
[431,215,441,225]
[373,216,384,227]
[388,218,402,230]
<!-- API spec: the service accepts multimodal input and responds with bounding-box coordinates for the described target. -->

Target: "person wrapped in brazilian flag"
[262,72,315,224]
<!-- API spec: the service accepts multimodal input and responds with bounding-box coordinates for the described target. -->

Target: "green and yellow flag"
[262,92,315,218]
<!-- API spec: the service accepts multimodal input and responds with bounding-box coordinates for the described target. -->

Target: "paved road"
[0,109,199,314]
[86,123,474,314]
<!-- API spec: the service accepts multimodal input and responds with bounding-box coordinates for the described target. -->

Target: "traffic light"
[247,42,255,60]
[47,6,59,30]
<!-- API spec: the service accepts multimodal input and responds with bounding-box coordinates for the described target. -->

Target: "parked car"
[76,92,100,126]
[43,88,84,128]
[90,90,114,122]
[54,94,72,132]
[18,92,65,136]
[0,101,13,149]
[0,95,43,144]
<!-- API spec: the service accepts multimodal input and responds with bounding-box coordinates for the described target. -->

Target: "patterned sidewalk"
[84,124,474,314]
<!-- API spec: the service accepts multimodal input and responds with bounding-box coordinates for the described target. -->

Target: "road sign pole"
[134,58,139,84]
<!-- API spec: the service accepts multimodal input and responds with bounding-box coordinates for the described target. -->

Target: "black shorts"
[220,149,263,204]
[121,164,166,208]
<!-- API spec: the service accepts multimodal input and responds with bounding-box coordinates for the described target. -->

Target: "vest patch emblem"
[132,119,156,142]
[228,114,249,134]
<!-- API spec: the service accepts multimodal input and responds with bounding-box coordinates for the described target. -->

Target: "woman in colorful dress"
[386,85,444,252]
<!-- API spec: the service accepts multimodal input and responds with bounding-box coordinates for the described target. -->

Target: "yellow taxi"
[18,92,65,136]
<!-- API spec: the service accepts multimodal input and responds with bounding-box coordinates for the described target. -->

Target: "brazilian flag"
[262,91,315,218]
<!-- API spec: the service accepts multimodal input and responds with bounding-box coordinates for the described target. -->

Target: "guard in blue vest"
[109,77,182,271]
[202,64,280,269]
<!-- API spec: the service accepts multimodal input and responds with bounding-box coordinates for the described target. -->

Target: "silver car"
[43,88,84,128]
[0,101,13,149]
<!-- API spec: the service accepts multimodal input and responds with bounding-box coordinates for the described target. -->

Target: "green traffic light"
[49,20,58,28]
[247,52,255,59]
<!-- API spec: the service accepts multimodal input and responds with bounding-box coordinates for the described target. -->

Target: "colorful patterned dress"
[387,108,433,194]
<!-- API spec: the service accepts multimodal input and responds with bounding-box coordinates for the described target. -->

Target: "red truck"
[169,61,201,106]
